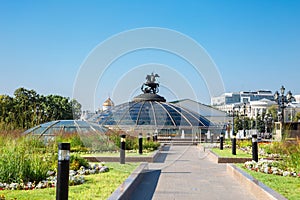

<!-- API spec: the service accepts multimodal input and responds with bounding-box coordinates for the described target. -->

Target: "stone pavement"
[130,145,257,200]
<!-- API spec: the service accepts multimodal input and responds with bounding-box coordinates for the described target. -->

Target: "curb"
[227,164,287,200]
[108,162,149,200]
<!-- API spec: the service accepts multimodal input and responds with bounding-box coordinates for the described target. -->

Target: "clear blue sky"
[1,0,299,110]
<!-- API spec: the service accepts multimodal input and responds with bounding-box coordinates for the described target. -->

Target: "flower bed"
[239,146,282,160]
[0,163,109,190]
[244,159,300,178]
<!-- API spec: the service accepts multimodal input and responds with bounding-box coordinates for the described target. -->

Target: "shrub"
[106,130,137,150]
[54,132,85,152]
[107,130,161,151]
[224,139,232,146]
[52,132,114,152]
[70,154,89,171]
[138,140,160,151]
[283,140,300,172]
[80,132,118,151]
[237,139,252,148]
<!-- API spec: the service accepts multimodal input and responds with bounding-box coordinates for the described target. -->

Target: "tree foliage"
[267,105,278,122]
[0,87,81,130]
[234,116,251,133]
[293,112,300,122]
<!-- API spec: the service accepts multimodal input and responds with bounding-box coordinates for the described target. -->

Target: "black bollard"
[232,134,236,155]
[56,143,70,200]
[120,134,126,164]
[252,134,258,162]
[147,133,150,141]
[138,133,143,155]
[220,134,224,150]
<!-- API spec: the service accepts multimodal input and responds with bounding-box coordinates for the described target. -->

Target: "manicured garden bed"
[0,130,156,199]
[0,162,139,200]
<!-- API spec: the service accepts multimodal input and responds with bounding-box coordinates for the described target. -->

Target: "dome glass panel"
[24,120,107,136]
[24,120,117,151]
[91,101,213,129]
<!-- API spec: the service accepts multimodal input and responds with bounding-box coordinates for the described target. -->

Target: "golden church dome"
[103,97,114,107]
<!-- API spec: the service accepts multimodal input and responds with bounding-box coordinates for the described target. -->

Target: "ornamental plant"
[69,154,89,171]
[0,133,54,184]
[260,139,300,172]
[244,159,300,178]
[0,131,111,191]
[237,139,252,148]
[107,130,160,151]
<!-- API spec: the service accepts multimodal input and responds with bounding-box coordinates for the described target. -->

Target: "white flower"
[283,171,290,177]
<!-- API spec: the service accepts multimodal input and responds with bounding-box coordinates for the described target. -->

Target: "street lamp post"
[241,103,251,138]
[274,86,294,137]
[56,143,70,200]
[228,106,239,155]
[256,113,260,135]
[264,113,273,139]
[120,134,126,164]
[264,115,268,138]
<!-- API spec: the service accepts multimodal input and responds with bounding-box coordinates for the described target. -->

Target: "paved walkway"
[130,145,257,200]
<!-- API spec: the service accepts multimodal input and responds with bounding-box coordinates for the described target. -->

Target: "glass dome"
[87,72,223,136]
[89,101,213,129]
[24,120,107,136]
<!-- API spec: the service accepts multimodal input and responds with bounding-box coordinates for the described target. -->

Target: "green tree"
[268,105,278,122]
[257,117,265,133]
[234,117,242,133]
[0,87,82,130]
[0,95,15,129]
[71,99,82,119]
[44,95,77,121]
[293,112,300,122]
[13,88,40,129]
[233,115,253,135]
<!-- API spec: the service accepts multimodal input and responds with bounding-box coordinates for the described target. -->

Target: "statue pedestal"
[133,93,166,102]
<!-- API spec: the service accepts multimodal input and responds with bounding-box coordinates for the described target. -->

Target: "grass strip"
[211,148,251,158]
[236,164,300,200]
[0,162,139,200]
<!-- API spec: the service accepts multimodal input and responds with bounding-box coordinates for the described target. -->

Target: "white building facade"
[212,90,275,119]
[213,90,300,121]
[211,90,274,106]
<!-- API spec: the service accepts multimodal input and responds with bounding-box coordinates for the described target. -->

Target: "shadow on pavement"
[154,145,170,163]
[130,170,161,200]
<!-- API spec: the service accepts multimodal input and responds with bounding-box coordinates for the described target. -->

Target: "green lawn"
[0,162,139,200]
[81,151,153,157]
[211,148,252,158]
[236,164,300,200]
